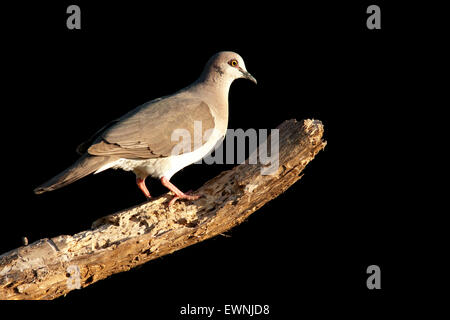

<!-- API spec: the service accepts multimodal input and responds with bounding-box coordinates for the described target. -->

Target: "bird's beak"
[239,68,257,84]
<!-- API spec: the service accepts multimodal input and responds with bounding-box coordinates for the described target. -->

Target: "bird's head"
[201,51,257,86]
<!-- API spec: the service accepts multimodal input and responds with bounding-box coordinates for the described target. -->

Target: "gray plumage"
[34,51,256,198]
[34,154,112,194]
[87,97,215,159]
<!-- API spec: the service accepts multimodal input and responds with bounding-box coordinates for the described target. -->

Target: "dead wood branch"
[0,119,326,300]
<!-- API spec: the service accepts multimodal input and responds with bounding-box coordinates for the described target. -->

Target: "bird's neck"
[186,77,230,130]
[192,77,232,104]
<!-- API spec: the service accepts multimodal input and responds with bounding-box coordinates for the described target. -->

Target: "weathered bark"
[0,119,326,300]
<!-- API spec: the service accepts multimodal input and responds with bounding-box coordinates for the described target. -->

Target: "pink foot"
[136,177,151,200]
[160,177,201,206]
[168,193,201,206]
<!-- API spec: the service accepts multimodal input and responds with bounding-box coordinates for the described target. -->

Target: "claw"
[168,193,201,206]
[136,177,151,199]
[160,177,201,206]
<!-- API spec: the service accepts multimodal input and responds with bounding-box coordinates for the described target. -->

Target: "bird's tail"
[34,154,112,194]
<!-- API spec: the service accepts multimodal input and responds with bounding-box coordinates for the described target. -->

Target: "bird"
[34,51,257,205]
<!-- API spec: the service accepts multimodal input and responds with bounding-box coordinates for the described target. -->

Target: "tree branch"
[0,119,326,300]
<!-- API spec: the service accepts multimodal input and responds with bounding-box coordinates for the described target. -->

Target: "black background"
[1,0,446,316]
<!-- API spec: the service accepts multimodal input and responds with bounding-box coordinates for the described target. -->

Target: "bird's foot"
[136,177,152,200]
[160,176,201,206]
[168,192,201,206]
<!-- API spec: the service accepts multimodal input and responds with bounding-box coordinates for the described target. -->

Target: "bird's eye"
[229,59,238,67]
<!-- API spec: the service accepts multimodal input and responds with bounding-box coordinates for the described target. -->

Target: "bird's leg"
[160,177,200,206]
[136,177,151,199]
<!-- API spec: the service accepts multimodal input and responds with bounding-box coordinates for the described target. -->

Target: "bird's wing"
[76,119,120,155]
[87,96,216,159]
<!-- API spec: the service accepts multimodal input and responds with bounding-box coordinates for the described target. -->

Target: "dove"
[34,51,257,205]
